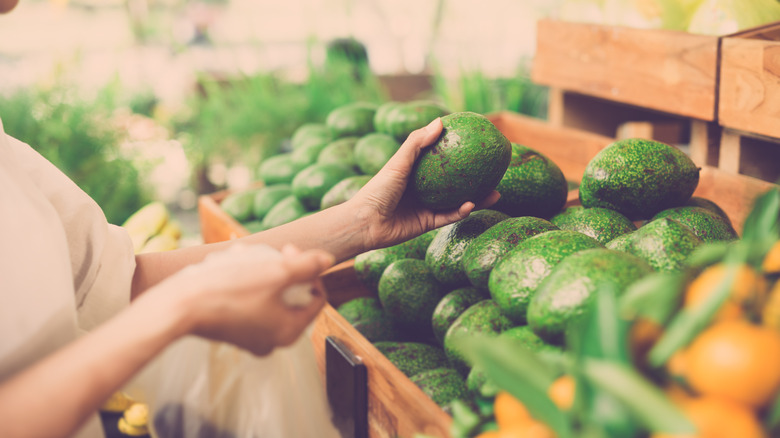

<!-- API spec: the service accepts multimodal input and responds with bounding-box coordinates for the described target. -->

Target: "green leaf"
[685,241,732,270]
[766,389,780,432]
[619,271,687,325]
[742,187,780,245]
[580,286,632,364]
[454,334,573,438]
[583,359,696,434]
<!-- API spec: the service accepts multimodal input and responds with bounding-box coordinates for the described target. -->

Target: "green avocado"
[650,206,738,243]
[409,367,468,408]
[527,248,653,344]
[492,143,568,219]
[258,153,305,185]
[431,286,489,345]
[488,230,603,324]
[252,184,292,220]
[378,259,447,335]
[550,206,637,245]
[337,297,403,342]
[686,196,732,226]
[373,101,402,135]
[290,123,333,150]
[608,217,703,272]
[443,299,514,375]
[425,209,510,288]
[410,112,512,211]
[260,195,308,229]
[384,100,450,142]
[317,136,360,169]
[320,174,371,210]
[326,102,377,138]
[290,139,331,168]
[354,133,400,175]
[373,341,450,378]
[461,216,559,289]
[579,138,700,220]
[353,229,439,292]
[220,188,257,223]
[243,220,266,233]
[291,163,357,210]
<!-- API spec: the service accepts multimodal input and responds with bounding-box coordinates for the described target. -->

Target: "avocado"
[317,136,360,169]
[384,100,450,142]
[686,196,732,226]
[431,286,489,345]
[650,205,738,243]
[579,138,700,220]
[320,175,371,210]
[291,163,358,210]
[220,188,256,223]
[353,229,439,292]
[354,133,400,175]
[489,230,603,324]
[492,143,568,219]
[378,259,447,335]
[252,184,292,220]
[337,297,403,343]
[443,299,514,375]
[258,153,305,185]
[290,123,333,150]
[290,138,331,168]
[410,112,512,211]
[326,102,377,138]
[409,367,468,408]
[461,216,559,289]
[425,209,510,287]
[550,206,637,245]
[243,220,266,233]
[260,195,308,229]
[527,248,653,344]
[605,232,633,252]
[374,341,450,378]
[373,101,402,135]
[608,217,703,272]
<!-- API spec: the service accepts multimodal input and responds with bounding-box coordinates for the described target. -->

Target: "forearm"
[0,292,190,438]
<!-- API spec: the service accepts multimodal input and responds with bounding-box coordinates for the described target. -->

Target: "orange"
[650,396,766,438]
[762,279,780,330]
[630,318,665,366]
[547,375,575,411]
[684,263,767,320]
[498,420,557,438]
[683,319,780,408]
[762,240,780,274]
[664,383,695,405]
[493,391,530,429]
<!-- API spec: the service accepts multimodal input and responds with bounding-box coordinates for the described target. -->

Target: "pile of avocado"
[338,135,738,412]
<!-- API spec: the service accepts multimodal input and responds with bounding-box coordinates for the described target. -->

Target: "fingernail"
[425,118,440,132]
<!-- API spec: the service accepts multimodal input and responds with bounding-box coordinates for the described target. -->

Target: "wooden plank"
[197,189,250,243]
[718,36,780,139]
[532,19,718,121]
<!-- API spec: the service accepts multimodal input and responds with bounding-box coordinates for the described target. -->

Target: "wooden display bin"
[197,111,777,438]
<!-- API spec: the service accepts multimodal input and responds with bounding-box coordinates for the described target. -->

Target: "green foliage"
[0,83,151,225]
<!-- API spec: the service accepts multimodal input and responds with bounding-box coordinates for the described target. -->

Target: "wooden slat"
[532,19,718,121]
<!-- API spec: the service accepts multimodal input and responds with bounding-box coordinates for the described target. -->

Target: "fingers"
[280,247,335,284]
[381,117,443,176]
[474,190,501,210]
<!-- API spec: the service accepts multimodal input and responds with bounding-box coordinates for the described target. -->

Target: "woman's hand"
[349,118,500,250]
[143,243,334,356]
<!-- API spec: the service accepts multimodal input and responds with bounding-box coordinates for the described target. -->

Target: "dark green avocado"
[317,136,360,169]
[291,162,357,210]
[320,175,371,210]
[650,205,738,243]
[611,217,703,272]
[686,196,732,226]
[353,229,439,292]
[443,299,514,375]
[378,259,447,335]
[373,341,450,378]
[384,100,450,142]
[325,101,377,138]
[337,297,404,342]
[409,367,468,408]
[431,286,489,345]
[354,133,400,175]
[550,205,637,245]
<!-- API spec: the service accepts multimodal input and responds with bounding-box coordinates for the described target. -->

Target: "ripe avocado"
[579,138,700,220]
[373,341,450,378]
[337,297,404,342]
[492,143,568,219]
[608,217,703,272]
[650,205,738,242]
[317,136,360,169]
[443,299,514,375]
[260,195,307,229]
[526,248,653,344]
[372,101,401,134]
[686,196,732,226]
[410,112,512,211]
[409,367,468,408]
[252,184,292,221]
[461,216,559,289]
[220,188,257,223]
[353,229,439,292]
[291,163,358,210]
[378,259,447,335]
[425,209,510,287]
[384,100,450,142]
[258,153,306,185]
[488,230,603,324]
[354,133,400,175]
[290,139,331,168]
[326,102,377,138]
[431,286,489,345]
[550,206,637,245]
[290,123,333,150]
[320,175,371,210]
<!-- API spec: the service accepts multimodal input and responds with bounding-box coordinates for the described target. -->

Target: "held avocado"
[373,341,450,378]
[526,248,653,344]
[410,112,511,210]
[492,143,568,219]
[291,162,357,210]
[431,286,489,345]
[378,259,447,335]
[443,299,514,375]
[425,209,510,287]
[461,216,559,289]
[579,138,700,220]
[650,205,738,243]
[488,230,603,324]
[550,206,637,245]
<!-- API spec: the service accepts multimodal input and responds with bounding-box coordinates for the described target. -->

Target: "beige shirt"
[0,118,136,437]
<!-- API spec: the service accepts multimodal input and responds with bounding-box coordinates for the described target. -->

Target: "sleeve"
[5,134,137,331]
